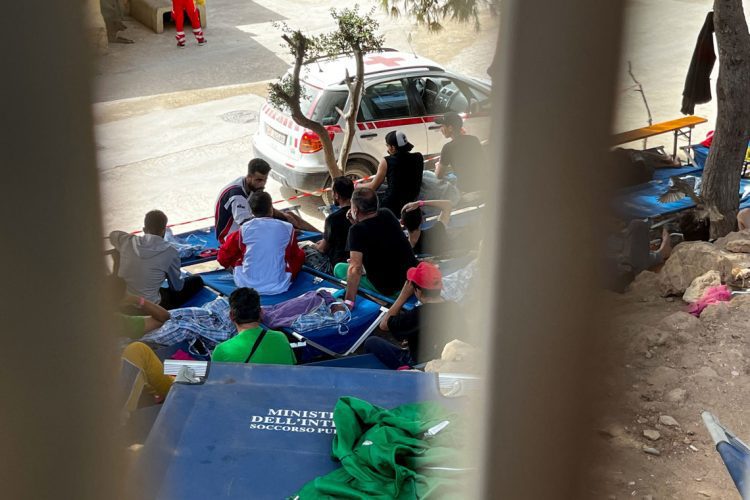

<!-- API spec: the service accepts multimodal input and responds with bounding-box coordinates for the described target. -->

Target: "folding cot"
[197,268,386,362]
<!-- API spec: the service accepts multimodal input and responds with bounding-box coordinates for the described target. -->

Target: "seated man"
[335,188,417,303]
[434,111,486,194]
[109,274,171,338]
[401,199,454,256]
[364,262,465,369]
[110,210,204,309]
[215,158,317,243]
[306,176,354,271]
[218,191,305,295]
[212,288,296,364]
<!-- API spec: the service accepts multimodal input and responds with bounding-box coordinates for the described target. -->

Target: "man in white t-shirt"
[218,192,305,295]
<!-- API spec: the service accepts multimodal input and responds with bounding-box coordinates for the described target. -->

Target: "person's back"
[348,209,417,296]
[436,112,485,193]
[211,326,295,364]
[323,206,351,265]
[382,151,424,215]
[211,287,295,365]
[111,232,180,304]
[237,217,296,294]
[441,133,485,193]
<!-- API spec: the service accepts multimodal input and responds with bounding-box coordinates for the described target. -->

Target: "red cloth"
[218,230,244,269]
[285,231,305,279]
[700,130,714,148]
[172,0,202,32]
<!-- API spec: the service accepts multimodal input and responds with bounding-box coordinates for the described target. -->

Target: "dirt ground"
[586,268,750,499]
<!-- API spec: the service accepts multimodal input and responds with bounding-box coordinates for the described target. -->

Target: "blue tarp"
[132,364,453,499]
[612,178,750,220]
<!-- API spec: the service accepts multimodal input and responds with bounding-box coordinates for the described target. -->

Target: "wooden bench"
[130,0,207,34]
[612,115,707,160]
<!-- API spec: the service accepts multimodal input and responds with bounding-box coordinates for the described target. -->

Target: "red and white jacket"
[218,217,304,295]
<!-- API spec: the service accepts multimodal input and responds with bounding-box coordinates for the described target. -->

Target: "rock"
[643,445,661,456]
[695,366,719,379]
[659,415,680,427]
[660,312,705,339]
[665,388,688,403]
[627,270,662,299]
[690,444,699,452]
[730,294,750,313]
[697,491,711,498]
[682,270,722,303]
[732,370,740,377]
[726,239,750,253]
[659,242,733,295]
[714,229,750,249]
[643,429,661,441]
[700,302,731,325]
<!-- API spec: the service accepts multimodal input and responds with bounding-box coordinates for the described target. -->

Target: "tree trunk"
[273,32,343,180]
[337,48,365,173]
[703,0,750,237]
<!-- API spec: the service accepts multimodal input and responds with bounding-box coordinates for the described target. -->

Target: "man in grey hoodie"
[110,210,204,309]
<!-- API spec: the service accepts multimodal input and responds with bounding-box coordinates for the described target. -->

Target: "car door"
[355,78,429,164]
[420,75,491,156]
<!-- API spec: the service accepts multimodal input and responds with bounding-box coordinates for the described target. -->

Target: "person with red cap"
[363,262,465,369]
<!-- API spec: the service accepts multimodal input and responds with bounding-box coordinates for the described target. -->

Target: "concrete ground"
[95,0,499,235]
[96,0,727,235]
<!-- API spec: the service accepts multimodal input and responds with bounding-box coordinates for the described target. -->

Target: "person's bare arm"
[434,161,445,179]
[379,280,414,331]
[358,158,387,190]
[122,294,170,332]
[345,251,364,304]
[402,199,453,225]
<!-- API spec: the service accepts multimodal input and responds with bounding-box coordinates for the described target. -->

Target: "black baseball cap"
[435,111,463,129]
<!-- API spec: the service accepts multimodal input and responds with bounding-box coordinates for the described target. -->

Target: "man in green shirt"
[211,287,296,364]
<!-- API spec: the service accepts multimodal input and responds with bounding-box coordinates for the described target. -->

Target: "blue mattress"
[197,269,383,361]
[613,178,750,220]
[176,226,322,267]
[131,364,452,499]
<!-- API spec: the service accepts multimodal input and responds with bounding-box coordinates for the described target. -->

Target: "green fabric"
[333,263,397,298]
[295,397,469,499]
[211,326,295,365]
[116,313,146,339]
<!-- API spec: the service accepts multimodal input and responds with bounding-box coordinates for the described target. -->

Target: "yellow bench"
[612,115,707,159]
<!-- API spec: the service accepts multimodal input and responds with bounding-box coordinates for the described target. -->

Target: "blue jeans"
[364,337,413,370]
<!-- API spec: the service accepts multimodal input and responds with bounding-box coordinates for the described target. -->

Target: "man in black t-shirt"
[333,188,417,303]
[313,177,354,266]
[364,262,465,368]
[401,199,453,256]
[434,112,486,193]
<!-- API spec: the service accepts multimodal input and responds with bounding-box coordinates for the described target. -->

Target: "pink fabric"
[688,285,731,317]
[171,349,195,361]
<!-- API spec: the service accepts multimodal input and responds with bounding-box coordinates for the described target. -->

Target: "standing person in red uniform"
[172,0,206,48]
